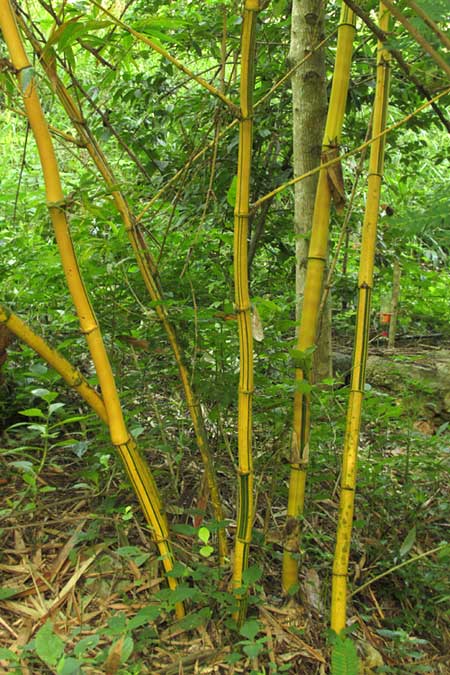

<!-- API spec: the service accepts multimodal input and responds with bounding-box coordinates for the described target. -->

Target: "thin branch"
[88,0,239,116]
[252,87,450,211]
[343,0,450,132]
[136,30,335,223]
[381,0,450,78]
[404,0,450,51]
[350,543,447,598]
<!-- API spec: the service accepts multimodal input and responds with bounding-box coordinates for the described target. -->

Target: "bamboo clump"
[282,3,356,594]
[17,9,228,563]
[232,0,259,625]
[0,0,184,618]
[331,2,391,633]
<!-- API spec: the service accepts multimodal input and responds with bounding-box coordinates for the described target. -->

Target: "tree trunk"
[289,0,330,379]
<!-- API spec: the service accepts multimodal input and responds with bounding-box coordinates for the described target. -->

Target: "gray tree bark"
[289,0,331,381]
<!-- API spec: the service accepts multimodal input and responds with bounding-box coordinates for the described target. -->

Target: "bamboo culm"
[331,2,391,633]
[17,10,227,564]
[0,0,184,619]
[232,0,259,626]
[282,3,356,594]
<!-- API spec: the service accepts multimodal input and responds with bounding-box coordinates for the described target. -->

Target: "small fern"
[331,633,359,675]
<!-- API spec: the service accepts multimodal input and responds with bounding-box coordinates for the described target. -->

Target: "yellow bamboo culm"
[0,0,183,618]
[232,0,259,625]
[331,3,391,634]
[282,3,356,594]
[16,15,227,564]
[0,305,108,423]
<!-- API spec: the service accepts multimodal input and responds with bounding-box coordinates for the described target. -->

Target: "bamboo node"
[245,0,260,11]
[238,386,254,395]
[71,373,84,387]
[80,325,98,336]
[47,197,73,211]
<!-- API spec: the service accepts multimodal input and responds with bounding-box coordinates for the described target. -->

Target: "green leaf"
[171,523,197,535]
[73,634,99,657]
[295,379,313,394]
[49,402,65,415]
[399,526,416,558]
[243,641,264,658]
[106,612,127,636]
[198,526,210,544]
[290,345,316,373]
[199,544,214,557]
[0,587,19,600]
[242,564,262,585]
[19,408,46,418]
[0,647,19,663]
[240,619,261,641]
[174,608,211,631]
[128,605,160,630]
[227,175,237,207]
[57,656,84,675]
[31,388,58,403]
[35,621,64,667]
[331,635,359,675]
[121,635,134,662]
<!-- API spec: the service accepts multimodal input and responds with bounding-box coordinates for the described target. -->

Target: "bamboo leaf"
[399,526,416,558]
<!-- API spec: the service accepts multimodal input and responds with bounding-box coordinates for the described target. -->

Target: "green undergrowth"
[0,358,448,674]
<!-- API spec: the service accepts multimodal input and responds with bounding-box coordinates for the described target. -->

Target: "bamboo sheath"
[232,0,259,624]
[17,12,227,563]
[282,4,356,594]
[331,3,391,633]
[0,0,183,618]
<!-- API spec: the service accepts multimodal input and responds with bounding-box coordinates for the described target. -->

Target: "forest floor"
[0,344,449,674]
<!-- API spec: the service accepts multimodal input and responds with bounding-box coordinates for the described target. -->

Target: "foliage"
[0,0,449,672]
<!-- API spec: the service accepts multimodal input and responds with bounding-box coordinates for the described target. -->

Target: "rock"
[365,349,450,419]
